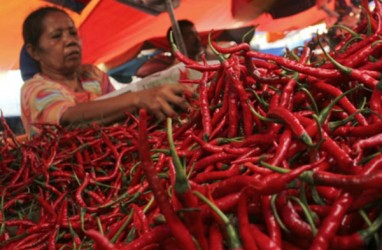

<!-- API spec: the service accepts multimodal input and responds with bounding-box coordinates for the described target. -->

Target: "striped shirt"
[21,64,115,136]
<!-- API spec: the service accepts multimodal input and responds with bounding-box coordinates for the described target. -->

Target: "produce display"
[1,1,382,249]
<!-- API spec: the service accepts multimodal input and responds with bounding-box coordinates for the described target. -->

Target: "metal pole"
[164,0,188,57]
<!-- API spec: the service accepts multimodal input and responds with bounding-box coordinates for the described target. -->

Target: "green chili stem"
[193,191,242,249]
[312,114,324,150]
[299,184,308,209]
[100,192,139,209]
[339,36,364,53]
[68,219,79,250]
[316,85,363,126]
[241,26,256,43]
[300,87,319,115]
[359,209,378,244]
[358,211,382,247]
[289,196,318,236]
[247,100,278,122]
[96,217,104,236]
[167,118,190,193]
[111,209,134,243]
[208,32,226,62]
[310,185,326,205]
[270,194,290,233]
[80,208,86,232]
[328,109,369,131]
[357,148,382,165]
[330,24,361,37]
[259,161,289,174]
[246,88,269,108]
[143,195,155,213]
[318,36,352,74]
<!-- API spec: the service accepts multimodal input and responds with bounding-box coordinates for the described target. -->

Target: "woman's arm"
[60,83,192,126]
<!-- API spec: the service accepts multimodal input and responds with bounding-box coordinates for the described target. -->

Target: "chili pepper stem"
[167,118,191,193]
[193,191,242,249]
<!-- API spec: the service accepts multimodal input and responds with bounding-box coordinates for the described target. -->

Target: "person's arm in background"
[316,0,340,20]
[231,0,276,21]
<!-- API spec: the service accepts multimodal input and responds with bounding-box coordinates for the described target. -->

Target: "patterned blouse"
[20,65,115,137]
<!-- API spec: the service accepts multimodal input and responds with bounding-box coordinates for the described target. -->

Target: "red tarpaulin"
[0,0,334,71]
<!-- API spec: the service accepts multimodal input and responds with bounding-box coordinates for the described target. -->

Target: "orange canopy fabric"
[0,0,333,71]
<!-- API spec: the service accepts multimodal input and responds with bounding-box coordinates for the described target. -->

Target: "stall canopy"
[0,0,335,72]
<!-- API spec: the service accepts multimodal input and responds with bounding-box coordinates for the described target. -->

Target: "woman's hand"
[133,83,194,120]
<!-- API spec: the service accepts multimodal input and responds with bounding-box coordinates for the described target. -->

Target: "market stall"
[1,0,382,249]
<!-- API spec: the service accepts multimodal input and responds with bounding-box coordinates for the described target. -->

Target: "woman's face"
[32,11,82,75]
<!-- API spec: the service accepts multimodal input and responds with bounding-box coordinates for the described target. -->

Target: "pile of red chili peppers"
[1,1,382,249]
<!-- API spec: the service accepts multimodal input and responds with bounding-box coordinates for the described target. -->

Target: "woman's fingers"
[136,83,196,119]
[157,97,177,118]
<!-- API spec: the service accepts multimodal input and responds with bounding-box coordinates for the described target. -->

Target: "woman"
[20,6,192,137]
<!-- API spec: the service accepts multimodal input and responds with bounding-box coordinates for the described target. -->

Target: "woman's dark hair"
[22,6,69,47]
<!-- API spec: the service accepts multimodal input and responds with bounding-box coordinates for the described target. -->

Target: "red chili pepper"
[10,231,51,250]
[310,192,353,250]
[35,189,57,221]
[276,192,313,240]
[209,41,253,136]
[346,39,382,69]
[47,224,60,250]
[333,120,382,137]
[86,190,105,205]
[281,240,305,250]
[85,229,116,250]
[194,190,243,250]
[304,170,382,190]
[228,84,239,138]
[310,80,368,126]
[267,107,314,147]
[370,76,382,122]
[210,75,230,129]
[104,214,129,240]
[337,11,382,60]
[288,116,356,173]
[352,132,382,155]
[261,195,282,248]
[75,172,90,208]
[249,224,282,250]
[168,161,209,250]
[169,34,220,71]
[246,50,342,79]
[267,129,292,166]
[138,109,196,250]
[234,58,254,137]
[315,186,341,202]
[208,223,225,250]
[194,165,242,184]
[216,158,321,198]
[198,61,212,139]
[231,133,277,148]
[236,188,259,250]
[242,161,272,175]
[193,152,237,171]
[350,188,382,211]
[211,40,251,54]
[319,40,378,89]
[119,224,172,250]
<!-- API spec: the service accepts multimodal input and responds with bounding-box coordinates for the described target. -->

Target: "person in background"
[135,19,205,78]
[20,6,192,137]
[316,0,340,27]
[168,19,204,62]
